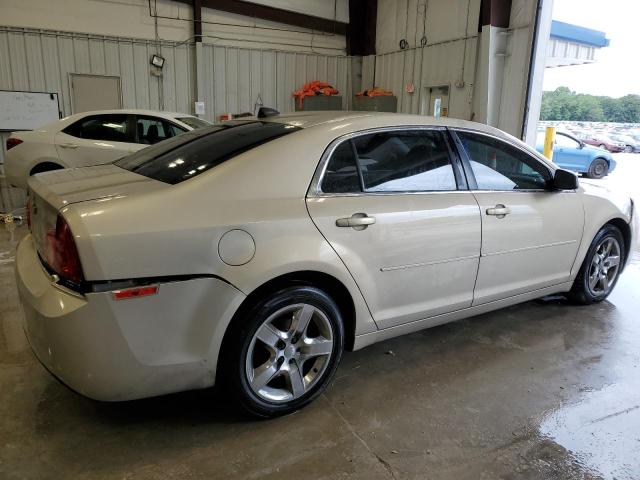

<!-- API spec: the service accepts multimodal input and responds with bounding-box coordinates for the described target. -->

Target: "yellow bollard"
[543,126,556,162]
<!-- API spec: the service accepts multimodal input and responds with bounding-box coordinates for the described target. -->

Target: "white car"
[16,111,635,417]
[4,109,210,189]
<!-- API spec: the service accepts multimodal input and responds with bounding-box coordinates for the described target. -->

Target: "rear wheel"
[624,145,633,153]
[599,143,606,149]
[586,158,608,179]
[30,162,63,176]
[223,286,344,417]
[567,225,624,304]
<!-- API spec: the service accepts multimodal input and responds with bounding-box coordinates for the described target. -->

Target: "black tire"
[222,286,344,418]
[567,224,625,305]
[30,162,63,176]
[586,158,609,179]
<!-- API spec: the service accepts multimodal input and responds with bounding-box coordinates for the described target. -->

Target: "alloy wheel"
[587,237,621,296]
[245,303,334,403]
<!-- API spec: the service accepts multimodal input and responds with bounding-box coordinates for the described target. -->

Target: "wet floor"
[0,155,639,479]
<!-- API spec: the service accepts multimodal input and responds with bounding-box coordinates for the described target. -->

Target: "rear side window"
[356,130,457,192]
[322,142,361,193]
[116,121,299,184]
[321,130,458,193]
[63,114,131,142]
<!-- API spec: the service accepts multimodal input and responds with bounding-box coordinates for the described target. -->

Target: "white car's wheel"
[224,286,344,417]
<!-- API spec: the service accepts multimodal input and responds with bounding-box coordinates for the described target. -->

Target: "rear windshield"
[115,121,299,184]
[176,116,211,129]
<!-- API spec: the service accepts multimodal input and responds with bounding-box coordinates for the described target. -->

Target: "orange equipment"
[293,81,339,109]
[356,87,394,97]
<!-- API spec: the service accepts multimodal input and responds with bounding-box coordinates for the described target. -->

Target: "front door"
[453,129,583,305]
[553,133,585,171]
[307,128,481,329]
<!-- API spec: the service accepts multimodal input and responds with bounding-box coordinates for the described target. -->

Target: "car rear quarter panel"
[5,130,61,188]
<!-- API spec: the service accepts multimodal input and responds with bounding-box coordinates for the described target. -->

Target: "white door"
[55,113,143,167]
[453,129,583,305]
[307,128,481,329]
[70,74,121,113]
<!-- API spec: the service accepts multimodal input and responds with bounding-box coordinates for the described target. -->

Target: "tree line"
[540,87,640,123]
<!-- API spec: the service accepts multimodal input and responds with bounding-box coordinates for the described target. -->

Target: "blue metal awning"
[550,20,610,48]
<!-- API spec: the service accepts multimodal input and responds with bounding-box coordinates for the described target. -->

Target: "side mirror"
[552,168,579,190]
[579,142,585,149]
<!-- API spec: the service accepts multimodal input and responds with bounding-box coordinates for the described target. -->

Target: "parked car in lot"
[580,134,625,153]
[535,131,616,179]
[5,109,211,189]
[609,133,640,153]
[16,112,635,417]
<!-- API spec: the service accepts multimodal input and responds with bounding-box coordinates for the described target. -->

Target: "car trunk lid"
[27,164,167,264]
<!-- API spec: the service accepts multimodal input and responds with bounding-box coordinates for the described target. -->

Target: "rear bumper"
[16,234,245,401]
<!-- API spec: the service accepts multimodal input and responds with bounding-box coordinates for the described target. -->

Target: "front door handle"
[59,143,79,149]
[336,213,376,230]
[486,204,511,219]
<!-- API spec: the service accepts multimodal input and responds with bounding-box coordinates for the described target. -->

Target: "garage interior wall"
[363,0,540,135]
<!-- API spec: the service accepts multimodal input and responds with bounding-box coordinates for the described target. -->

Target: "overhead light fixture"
[151,54,165,69]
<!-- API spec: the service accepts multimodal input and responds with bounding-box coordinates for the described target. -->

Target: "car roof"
[63,109,197,121]
[262,111,515,140]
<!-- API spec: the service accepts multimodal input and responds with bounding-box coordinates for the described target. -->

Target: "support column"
[472,0,512,127]
[522,0,554,145]
[193,0,204,118]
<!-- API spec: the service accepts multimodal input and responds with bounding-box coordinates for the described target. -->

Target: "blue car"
[535,131,616,179]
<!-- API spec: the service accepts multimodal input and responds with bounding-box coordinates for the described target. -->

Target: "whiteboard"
[0,90,61,131]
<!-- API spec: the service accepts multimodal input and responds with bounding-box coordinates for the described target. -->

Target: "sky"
[542,0,639,97]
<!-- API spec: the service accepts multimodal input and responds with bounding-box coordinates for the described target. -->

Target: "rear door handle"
[486,204,511,218]
[59,143,78,149]
[336,213,376,229]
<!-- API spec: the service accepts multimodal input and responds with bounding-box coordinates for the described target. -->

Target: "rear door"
[306,128,481,330]
[55,113,141,167]
[452,129,583,305]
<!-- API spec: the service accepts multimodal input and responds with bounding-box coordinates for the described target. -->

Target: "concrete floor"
[1,155,639,480]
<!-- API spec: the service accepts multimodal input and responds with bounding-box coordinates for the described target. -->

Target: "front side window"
[457,131,550,191]
[556,134,579,148]
[63,114,130,142]
[136,116,185,145]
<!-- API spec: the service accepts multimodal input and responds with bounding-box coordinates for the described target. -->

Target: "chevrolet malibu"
[16,112,635,417]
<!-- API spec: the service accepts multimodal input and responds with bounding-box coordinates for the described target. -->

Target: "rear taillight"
[26,196,32,230]
[6,138,23,150]
[46,214,84,285]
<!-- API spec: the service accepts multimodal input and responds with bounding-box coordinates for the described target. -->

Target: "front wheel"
[624,145,633,153]
[567,225,625,304]
[586,158,609,179]
[223,286,344,418]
